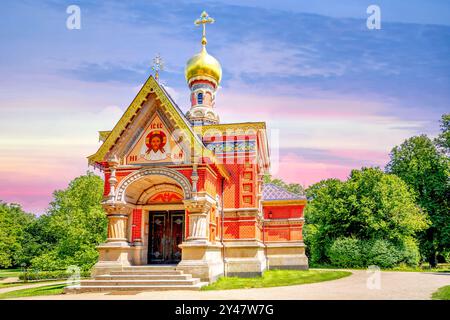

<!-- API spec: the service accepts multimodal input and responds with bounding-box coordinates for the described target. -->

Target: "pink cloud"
[272,151,383,187]
[327,148,389,164]
[217,90,385,122]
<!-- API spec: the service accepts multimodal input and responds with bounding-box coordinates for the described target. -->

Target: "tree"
[0,202,35,268]
[305,167,429,266]
[263,174,305,195]
[435,113,450,155]
[30,172,108,271]
[386,135,450,266]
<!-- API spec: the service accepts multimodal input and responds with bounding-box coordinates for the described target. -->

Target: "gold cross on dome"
[151,53,164,81]
[194,11,215,46]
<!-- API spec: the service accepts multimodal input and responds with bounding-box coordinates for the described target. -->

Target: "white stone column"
[188,213,208,241]
[178,192,223,282]
[104,204,131,244]
[183,193,213,243]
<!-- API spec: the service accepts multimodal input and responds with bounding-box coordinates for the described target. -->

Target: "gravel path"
[13,270,450,300]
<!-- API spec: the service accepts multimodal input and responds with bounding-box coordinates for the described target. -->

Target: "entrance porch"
[93,166,224,283]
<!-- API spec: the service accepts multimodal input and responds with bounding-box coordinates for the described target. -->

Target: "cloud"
[62,62,147,83]
[1,1,449,214]
[219,41,346,81]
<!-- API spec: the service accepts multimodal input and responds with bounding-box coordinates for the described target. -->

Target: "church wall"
[262,204,305,242]
[263,223,303,242]
[223,217,258,240]
[263,204,305,219]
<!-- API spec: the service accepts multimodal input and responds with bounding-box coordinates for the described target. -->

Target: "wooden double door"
[148,210,185,264]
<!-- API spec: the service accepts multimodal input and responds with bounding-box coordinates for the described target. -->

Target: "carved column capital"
[102,202,131,244]
[183,194,214,214]
[102,202,130,215]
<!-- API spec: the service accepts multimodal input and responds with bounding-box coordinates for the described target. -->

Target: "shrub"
[327,237,364,268]
[398,237,421,266]
[327,237,418,268]
[365,239,402,268]
[19,269,91,281]
[30,252,66,271]
[441,249,450,263]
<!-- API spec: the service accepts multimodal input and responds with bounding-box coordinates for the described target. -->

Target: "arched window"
[197,92,203,104]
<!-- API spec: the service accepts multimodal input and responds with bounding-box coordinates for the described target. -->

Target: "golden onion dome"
[185,46,222,85]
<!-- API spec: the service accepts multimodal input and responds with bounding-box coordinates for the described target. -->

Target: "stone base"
[92,242,132,276]
[223,240,267,277]
[177,242,224,282]
[266,242,309,270]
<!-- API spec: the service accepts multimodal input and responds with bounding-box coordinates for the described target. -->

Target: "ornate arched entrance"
[98,167,194,266]
[95,165,219,278]
[115,167,192,203]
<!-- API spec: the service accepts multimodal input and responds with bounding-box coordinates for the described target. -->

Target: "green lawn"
[0,280,63,289]
[432,285,450,300]
[0,268,22,279]
[0,283,67,300]
[201,269,351,291]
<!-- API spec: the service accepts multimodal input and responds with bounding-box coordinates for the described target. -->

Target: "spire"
[195,11,215,48]
[151,53,164,82]
[185,11,222,126]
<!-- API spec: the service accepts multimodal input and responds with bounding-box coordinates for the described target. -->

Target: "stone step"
[96,274,192,280]
[121,265,178,271]
[65,265,204,294]
[80,279,200,286]
[65,283,207,293]
[110,270,184,276]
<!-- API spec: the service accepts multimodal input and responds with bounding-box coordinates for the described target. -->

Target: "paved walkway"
[0,277,19,284]
[13,270,450,300]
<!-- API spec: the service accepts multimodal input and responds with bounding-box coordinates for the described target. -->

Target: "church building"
[74,12,308,291]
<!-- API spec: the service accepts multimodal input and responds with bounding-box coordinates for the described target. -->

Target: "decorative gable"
[126,112,185,165]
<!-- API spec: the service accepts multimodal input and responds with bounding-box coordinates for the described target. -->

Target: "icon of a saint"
[140,130,170,161]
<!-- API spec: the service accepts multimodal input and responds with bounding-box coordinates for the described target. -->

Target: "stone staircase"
[65,265,207,293]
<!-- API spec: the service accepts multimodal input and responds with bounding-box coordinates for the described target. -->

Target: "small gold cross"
[151,53,164,81]
[194,11,215,46]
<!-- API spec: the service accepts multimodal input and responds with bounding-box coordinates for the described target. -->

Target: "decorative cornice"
[263,199,307,206]
[200,122,266,134]
[264,217,305,225]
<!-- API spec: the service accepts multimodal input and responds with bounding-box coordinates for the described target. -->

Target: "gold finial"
[151,53,164,81]
[194,11,215,47]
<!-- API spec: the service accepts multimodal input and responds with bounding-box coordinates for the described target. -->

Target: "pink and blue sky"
[1,0,449,214]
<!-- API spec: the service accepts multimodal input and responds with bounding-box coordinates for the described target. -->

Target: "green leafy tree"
[435,113,450,155]
[30,172,108,271]
[0,202,35,268]
[305,168,429,266]
[386,135,450,266]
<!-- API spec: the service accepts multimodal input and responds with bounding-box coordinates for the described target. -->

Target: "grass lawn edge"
[201,269,351,291]
[431,285,450,300]
[0,283,67,300]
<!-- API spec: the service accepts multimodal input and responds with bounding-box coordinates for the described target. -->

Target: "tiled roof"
[262,183,306,200]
